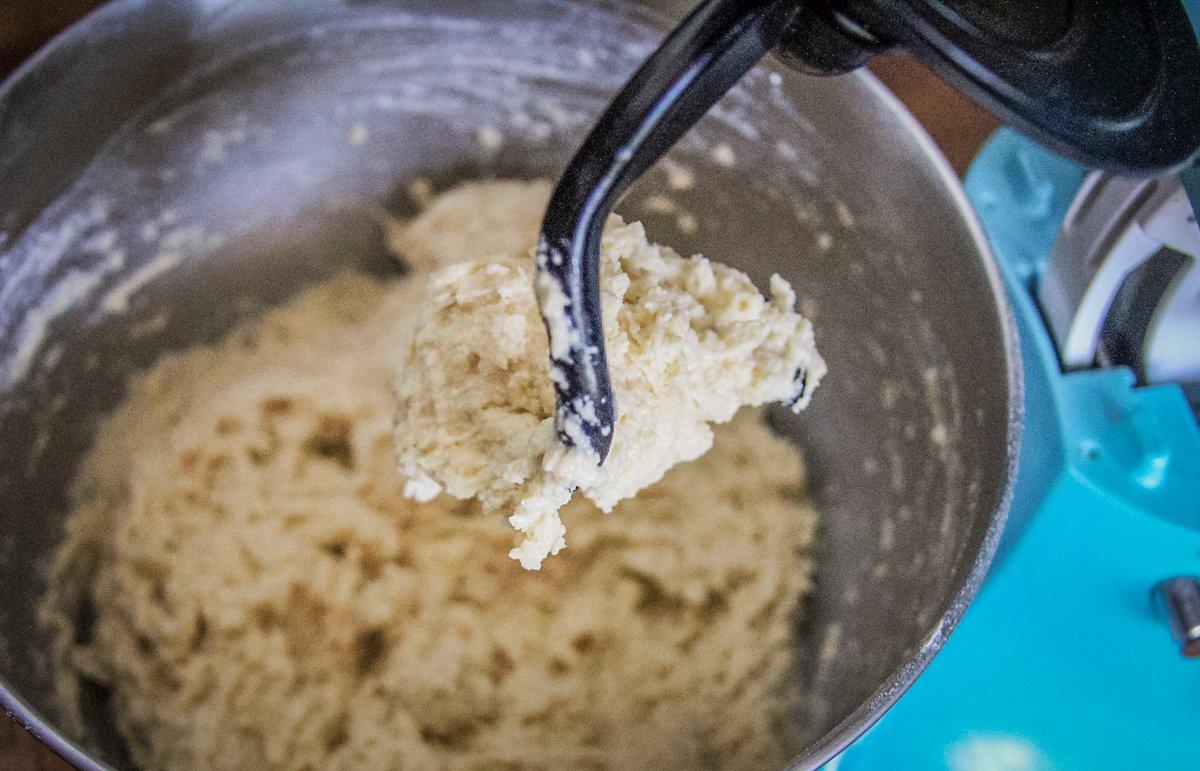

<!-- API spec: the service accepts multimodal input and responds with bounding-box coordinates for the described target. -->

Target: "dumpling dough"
[393,179,551,271]
[395,189,825,569]
[42,181,822,770]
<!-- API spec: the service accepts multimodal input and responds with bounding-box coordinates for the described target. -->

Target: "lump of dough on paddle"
[394,214,825,569]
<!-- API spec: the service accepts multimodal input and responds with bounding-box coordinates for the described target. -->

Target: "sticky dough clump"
[394,189,825,569]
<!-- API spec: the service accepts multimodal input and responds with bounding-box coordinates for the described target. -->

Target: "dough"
[395,192,825,569]
[43,181,820,769]
[44,275,818,770]
[393,179,552,272]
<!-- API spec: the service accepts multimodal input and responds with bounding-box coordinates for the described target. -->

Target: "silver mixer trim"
[1039,171,1200,388]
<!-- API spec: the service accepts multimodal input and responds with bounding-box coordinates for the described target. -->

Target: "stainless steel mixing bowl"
[0,1,1018,767]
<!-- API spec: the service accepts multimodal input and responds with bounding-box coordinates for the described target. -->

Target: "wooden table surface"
[0,3,996,768]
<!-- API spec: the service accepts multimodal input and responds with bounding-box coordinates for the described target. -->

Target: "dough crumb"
[711,143,737,167]
[661,157,695,191]
[475,125,504,152]
[394,184,825,569]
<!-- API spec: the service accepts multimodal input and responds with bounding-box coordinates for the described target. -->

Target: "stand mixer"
[0,0,1195,768]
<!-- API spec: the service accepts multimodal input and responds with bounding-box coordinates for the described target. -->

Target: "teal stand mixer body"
[837,10,1200,769]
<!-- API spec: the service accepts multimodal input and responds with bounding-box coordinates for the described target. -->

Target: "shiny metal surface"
[1155,576,1200,659]
[0,1,1018,767]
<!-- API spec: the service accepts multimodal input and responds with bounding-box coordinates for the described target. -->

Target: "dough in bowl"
[43,182,820,770]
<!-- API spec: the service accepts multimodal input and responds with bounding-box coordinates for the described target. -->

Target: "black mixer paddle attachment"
[537,0,1200,462]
